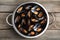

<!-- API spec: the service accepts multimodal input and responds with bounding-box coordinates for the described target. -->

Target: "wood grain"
[0,1,60,12]
[0,13,11,29]
[0,13,60,30]
[0,5,16,12]
[0,0,60,5]
[0,30,60,40]
[0,0,60,40]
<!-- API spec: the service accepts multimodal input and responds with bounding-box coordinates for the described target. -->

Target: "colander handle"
[6,13,13,26]
[49,13,55,25]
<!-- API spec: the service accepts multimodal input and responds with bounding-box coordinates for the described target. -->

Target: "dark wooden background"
[0,0,60,40]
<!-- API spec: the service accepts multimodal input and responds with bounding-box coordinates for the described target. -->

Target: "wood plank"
[0,30,60,40]
[0,0,60,5]
[0,13,60,30]
[48,13,60,30]
[0,13,12,29]
[0,1,60,12]
[55,13,60,17]
[0,5,16,12]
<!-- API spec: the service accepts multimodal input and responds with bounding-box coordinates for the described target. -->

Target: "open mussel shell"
[17,7,23,13]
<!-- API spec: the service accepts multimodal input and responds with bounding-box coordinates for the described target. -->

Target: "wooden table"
[0,0,60,40]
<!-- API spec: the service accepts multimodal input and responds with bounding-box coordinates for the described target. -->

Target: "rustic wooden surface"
[0,0,60,40]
